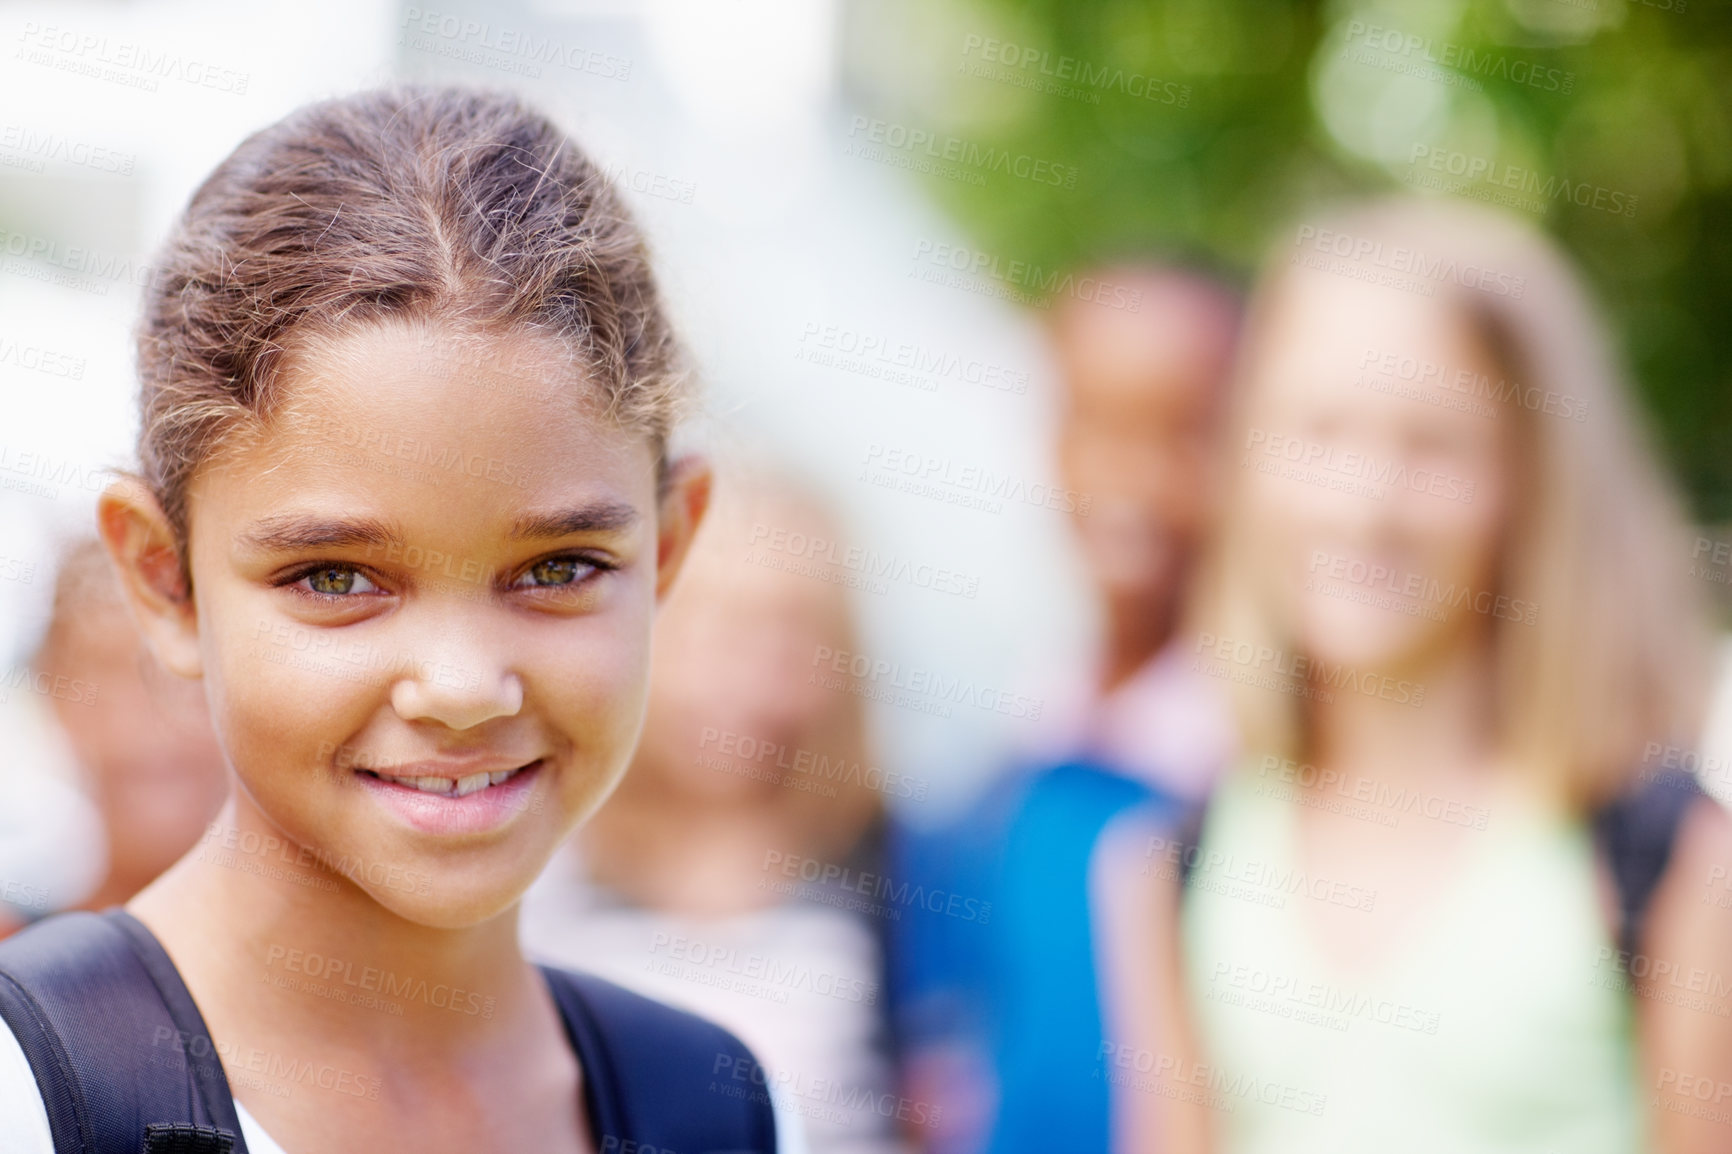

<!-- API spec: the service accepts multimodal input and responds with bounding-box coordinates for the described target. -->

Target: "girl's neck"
[126,796,539,1061]
[1303,626,1500,790]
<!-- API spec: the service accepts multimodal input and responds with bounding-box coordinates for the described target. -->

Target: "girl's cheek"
[210,612,364,778]
[546,625,652,745]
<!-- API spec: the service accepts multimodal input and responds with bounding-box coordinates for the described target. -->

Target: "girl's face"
[128,320,701,927]
[1241,272,1515,677]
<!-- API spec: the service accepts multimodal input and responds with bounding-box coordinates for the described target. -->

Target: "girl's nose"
[390,665,525,730]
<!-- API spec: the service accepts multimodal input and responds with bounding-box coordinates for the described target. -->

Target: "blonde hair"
[1199,197,1710,810]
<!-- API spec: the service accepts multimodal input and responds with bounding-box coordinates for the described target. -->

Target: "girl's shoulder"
[541,962,770,1086]
[471,965,796,1152]
[0,913,788,1153]
[0,909,250,1150]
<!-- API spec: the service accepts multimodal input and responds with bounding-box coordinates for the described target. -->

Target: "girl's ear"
[654,455,713,601]
[96,479,203,678]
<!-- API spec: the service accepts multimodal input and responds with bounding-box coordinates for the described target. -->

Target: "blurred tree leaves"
[844,0,1732,519]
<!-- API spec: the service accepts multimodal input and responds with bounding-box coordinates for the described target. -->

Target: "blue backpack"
[0,910,777,1154]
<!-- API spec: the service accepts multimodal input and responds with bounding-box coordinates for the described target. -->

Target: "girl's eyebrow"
[509,502,640,540]
[237,514,399,552]
[235,501,639,554]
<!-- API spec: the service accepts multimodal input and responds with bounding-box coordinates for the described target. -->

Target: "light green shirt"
[1182,763,1645,1154]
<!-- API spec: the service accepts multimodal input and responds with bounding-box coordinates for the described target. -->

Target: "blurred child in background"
[1105,197,1732,1154]
[31,540,229,912]
[0,539,227,935]
[521,469,905,1154]
[892,265,1241,1154]
[1032,266,1242,801]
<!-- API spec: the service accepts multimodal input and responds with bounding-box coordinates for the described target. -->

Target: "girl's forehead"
[189,321,660,538]
[272,322,635,460]
[285,319,580,400]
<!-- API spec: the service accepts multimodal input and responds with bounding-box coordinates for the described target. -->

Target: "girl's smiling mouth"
[355,758,546,834]
[363,761,538,798]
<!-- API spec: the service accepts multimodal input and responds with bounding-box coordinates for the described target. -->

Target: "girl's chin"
[1293,622,1431,678]
[359,879,533,931]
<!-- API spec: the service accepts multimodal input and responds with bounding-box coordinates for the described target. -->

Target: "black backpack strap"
[0,909,246,1154]
[540,965,777,1154]
[1591,768,1707,959]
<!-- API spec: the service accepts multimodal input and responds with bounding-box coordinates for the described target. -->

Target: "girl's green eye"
[300,567,378,596]
[524,557,590,587]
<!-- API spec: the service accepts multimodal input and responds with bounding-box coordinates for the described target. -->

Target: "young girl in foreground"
[0,88,794,1153]
[1102,198,1732,1154]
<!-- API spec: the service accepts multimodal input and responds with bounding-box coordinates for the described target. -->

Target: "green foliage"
[847,0,1732,518]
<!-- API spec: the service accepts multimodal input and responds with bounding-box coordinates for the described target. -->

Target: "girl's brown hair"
[137,85,688,544]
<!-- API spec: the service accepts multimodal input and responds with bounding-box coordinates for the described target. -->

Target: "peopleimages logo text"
[748,523,979,598]
[1244,428,1477,502]
[1307,549,1537,626]
[959,35,1191,106]
[911,241,1144,311]
[810,646,1042,720]
[1408,146,1637,219]
[1192,632,1425,707]
[1357,345,1588,422]
[0,124,135,174]
[1292,224,1525,299]
[15,22,250,93]
[1342,20,1574,94]
[848,116,1077,188]
[763,851,992,924]
[399,9,632,79]
[699,727,929,801]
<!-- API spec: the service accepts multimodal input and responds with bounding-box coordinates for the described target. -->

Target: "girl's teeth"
[375,766,523,796]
